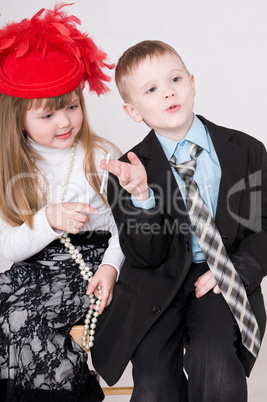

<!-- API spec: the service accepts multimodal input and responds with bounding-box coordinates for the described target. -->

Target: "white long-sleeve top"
[0,140,124,273]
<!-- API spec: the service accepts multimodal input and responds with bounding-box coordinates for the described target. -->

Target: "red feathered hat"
[0,3,114,98]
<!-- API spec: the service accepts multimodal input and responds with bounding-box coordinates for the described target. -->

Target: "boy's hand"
[100,152,149,201]
[86,264,117,314]
[46,202,98,234]
[194,270,221,298]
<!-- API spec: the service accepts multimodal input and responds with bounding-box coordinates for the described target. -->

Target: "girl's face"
[24,92,83,149]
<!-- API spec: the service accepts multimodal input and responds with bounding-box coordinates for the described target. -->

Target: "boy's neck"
[153,115,194,142]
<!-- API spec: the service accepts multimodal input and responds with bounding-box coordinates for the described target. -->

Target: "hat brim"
[0,50,85,99]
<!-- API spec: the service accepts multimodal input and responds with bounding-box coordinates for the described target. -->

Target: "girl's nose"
[57,111,71,128]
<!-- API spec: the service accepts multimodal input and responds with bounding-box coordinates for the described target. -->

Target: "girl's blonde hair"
[0,87,116,228]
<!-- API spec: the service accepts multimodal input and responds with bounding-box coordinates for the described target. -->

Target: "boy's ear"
[190,74,196,97]
[123,103,143,123]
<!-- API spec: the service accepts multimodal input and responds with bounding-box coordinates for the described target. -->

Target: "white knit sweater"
[0,140,124,273]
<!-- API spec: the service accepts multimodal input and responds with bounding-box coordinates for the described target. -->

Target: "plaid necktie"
[169,142,261,357]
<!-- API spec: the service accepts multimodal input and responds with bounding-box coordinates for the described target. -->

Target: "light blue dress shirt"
[132,114,222,263]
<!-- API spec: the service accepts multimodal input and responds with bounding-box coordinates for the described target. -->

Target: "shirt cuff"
[131,188,156,210]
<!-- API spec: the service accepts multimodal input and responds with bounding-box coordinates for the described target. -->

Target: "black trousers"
[130,263,247,402]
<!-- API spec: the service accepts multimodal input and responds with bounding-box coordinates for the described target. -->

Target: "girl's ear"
[123,103,143,123]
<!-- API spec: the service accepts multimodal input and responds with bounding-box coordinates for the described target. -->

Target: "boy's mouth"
[167,105,180,112]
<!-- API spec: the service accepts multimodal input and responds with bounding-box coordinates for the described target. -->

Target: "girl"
[0,4,124,401]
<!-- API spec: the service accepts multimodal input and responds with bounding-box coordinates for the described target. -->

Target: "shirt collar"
[155,114,210,160]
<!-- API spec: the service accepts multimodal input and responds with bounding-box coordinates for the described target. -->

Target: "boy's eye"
[147,87,156,94]
[172,77,179,83]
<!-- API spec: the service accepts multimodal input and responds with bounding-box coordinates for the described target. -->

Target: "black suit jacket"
[91,116,267,385]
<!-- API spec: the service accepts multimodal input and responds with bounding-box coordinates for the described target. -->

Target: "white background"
[0,1,267,400]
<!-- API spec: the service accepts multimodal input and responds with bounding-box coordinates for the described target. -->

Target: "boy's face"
[123,53,195,141]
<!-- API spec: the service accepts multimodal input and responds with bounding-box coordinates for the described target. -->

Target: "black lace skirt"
[0,231,110,402]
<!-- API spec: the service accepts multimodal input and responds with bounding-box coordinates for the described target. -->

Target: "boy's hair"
[115,40,190,102]
[0,87,114,228]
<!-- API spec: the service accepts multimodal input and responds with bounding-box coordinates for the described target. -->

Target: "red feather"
[0,2,114,95]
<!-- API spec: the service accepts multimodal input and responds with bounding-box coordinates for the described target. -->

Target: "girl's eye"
[147,87,156,94]
[172,77,179,83]
[69,103,79,110]
[42,113,53,120]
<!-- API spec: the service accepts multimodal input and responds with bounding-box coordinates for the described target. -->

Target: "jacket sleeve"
[107,172,173,268]
[230,140,267,292]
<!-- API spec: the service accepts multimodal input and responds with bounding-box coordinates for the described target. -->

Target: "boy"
[91,40,267,401]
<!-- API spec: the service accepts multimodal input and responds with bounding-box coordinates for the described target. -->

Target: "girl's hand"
[100,151,149,201]
[194,270,221,298]
[86,264,117,314]
[46,202,98,234]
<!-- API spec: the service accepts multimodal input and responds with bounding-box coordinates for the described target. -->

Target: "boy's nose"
[164,89,176,99]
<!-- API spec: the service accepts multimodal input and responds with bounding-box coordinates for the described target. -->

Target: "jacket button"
[152,306,161,315]
[186,241,190,251]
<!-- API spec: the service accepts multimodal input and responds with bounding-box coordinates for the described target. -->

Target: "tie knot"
[169,142,203,182]
[189,142,203,160]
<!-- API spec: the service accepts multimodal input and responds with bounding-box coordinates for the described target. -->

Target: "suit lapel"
[136,119,249,244]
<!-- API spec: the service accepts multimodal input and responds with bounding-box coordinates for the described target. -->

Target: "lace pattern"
[0,234,108,401]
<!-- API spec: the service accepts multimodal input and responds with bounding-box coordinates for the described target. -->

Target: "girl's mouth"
[56,130,72,139]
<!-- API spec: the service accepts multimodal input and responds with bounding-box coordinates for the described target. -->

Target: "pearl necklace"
[34,142,101,350]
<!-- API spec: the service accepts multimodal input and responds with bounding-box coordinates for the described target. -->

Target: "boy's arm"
[229,141,267,292]
[102,153,173,268]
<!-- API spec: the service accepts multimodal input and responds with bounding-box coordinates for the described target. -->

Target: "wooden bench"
[70,325,133,396]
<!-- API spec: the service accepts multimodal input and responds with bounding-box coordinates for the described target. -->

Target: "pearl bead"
[35,142,103,350]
